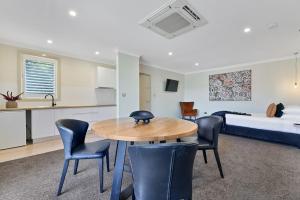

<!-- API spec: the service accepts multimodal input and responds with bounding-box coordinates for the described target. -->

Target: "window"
[20,54,59,99]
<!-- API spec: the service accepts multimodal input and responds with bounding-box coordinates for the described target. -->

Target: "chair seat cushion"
[71,140,110,159]
[181,136,212,149]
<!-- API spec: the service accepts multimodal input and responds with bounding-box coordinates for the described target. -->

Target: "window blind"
[24,58,56,95]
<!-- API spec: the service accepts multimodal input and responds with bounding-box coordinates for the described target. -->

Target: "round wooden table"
[92,117,197,200]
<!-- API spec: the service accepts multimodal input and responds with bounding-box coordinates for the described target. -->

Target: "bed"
[221,113,300,148]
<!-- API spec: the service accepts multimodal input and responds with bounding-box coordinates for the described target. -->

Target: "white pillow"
[283,105,300,114]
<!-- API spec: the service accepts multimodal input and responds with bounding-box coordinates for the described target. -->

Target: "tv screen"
[165,79,179,92]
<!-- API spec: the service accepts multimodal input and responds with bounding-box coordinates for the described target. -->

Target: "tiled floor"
[0,133,103,163]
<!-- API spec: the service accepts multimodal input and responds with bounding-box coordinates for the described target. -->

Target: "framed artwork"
[209,70,251,101]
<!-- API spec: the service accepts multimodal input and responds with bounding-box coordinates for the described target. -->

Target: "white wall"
[6,42,299,119]
[184,59,300,115]
[0,43,116,107]
[116,52,140,117]
[140,65,184,118]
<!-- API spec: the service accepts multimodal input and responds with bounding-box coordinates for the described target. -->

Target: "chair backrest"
[180,102,194,114]
[55,119,89,159]
[196,116,223,146]
[128,143,198,200]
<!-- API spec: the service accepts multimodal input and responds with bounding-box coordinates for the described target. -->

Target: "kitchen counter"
[0,104,117,149]
[0,104,116,111]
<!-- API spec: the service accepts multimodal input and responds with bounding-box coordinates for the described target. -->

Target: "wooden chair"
[179,102,198,120]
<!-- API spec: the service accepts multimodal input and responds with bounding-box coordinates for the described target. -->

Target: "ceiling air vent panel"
[139,0,207,39]
[155,12,190,34]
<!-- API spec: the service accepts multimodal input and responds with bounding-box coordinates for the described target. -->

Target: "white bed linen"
[225,113,300,134]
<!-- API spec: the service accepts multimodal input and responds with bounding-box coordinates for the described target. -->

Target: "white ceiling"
[0,0,299,73]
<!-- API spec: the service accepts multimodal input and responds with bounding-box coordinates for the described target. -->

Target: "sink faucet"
[45,94,56,107]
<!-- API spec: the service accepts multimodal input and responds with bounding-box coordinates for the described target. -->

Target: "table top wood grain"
[91,117,197,142]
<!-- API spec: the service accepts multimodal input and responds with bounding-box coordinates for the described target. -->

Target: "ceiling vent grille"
[139,0,207,39]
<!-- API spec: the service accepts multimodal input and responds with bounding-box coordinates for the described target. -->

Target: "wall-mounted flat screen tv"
[165,79,179,92]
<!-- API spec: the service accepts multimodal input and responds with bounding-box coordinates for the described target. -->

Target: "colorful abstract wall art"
[209,70,251,101]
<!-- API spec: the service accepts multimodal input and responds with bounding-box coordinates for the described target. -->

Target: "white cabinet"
[89,106,116,128]
[31,109,55,139]
[93,106,116,121]
[0,111,26,149]
[31,106,116,140]
[54,108,98,133]
[96,66,116,88]
[54,106,116,132]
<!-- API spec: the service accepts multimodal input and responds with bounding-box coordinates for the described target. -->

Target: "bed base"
[224,125,300,148]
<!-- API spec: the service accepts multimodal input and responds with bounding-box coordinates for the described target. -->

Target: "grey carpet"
[1,134,300,200]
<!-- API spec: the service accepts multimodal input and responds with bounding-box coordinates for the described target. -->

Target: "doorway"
[139,73,151,111]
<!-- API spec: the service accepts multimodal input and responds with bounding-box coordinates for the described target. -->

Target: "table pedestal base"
[110,141,133,200]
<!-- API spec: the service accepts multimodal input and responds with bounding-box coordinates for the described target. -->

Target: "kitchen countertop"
[0,104,116,111]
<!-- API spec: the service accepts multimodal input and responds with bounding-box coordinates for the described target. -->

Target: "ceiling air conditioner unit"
[139,0,207,39]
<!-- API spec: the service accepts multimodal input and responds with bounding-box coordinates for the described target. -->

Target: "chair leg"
[176,138,181,142]
[98,158,104,193]
[213,149,224,178]
[106,149,110,172]
[202,150,207,164]
[57,160,69,196]
[73,159,79,175]
[114,141,119,166]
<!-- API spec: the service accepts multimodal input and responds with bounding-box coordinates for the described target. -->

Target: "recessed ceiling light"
[47,39,53,44]
[243,27,251,33]
[95,51,100,55]
[69,10,77,17]
[42,54,47,57]
[195,62,199,66]
[168,52,173,56]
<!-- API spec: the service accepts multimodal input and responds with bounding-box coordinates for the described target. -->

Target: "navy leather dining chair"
[55,119,110,196]
[128,143,198,200]
[181,115,224,178]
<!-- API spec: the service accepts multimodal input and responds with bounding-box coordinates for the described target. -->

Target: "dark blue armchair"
[128,143,198,200]
[181,115,224,178]
[55,119,110,196]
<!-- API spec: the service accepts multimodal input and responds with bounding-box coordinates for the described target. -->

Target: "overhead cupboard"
[30,106,116,141]
[96,66,116,89]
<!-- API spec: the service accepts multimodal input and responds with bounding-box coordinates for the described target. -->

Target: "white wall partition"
[184,59,300,115]
[116,52,140,117]
[140,64,184,118]
[0,44,116,107]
